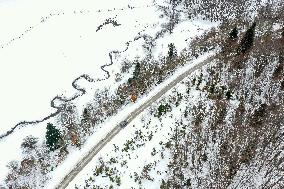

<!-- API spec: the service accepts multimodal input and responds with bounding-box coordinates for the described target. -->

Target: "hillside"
[68,6,284,188]
[66,9,284,188]
[1,0,284,188]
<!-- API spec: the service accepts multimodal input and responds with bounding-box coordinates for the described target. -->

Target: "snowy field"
[0,0,158,183]
[0,0,153,135]
[0,0,220,186]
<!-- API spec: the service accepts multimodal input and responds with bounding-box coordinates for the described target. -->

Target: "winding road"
[56,54,217,189]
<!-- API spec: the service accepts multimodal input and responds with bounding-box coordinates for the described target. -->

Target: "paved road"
[56,54,216,189]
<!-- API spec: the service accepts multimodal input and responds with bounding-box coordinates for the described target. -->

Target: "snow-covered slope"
[56,1,284,189]
[66,23,284,189]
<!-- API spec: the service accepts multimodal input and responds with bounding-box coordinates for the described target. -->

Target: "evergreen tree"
[83,108,91,120]
[168,43,177,59]
[46,123,61,151]
[238,22,256,54]
[170,0,182,7]
[225,91,232,100]
[133,62,141,79]
[81,107,93,133]
[229,27,238,39]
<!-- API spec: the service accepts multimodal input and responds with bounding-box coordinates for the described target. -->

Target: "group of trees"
[5,134,51,188]
[237,22,256,54]
[4,101,98,188]
[227,22,256,54]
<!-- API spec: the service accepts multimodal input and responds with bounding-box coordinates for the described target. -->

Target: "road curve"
[56,54,217,189]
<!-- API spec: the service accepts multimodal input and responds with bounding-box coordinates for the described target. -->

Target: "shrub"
[225,90,232,100]
[157,103,171,118]
[21,135,38,154]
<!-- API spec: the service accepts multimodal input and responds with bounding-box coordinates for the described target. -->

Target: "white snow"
[61,52,216,188]
[152,19,218,59]
[0,0,157,183]
[0,0,219,186]
[46,51,215,189]
[0,0,154,134]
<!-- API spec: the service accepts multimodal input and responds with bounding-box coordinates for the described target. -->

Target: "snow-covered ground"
[62,55,213,189]
[46,51,215,189]
[0,0,220,186]
[0,0,159,183]
[0,0,154,135]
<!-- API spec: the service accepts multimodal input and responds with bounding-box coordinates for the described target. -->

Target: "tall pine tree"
[229,27,238,39]
[168,43,177,59]
[238,22,256,54]
[133,62,141,79]
[46,123,61,151]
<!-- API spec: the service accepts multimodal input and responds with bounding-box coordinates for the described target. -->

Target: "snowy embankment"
[46,19,219,189]
[46,17,219,189]
[62,54,216,189]
[46,51,216,189]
